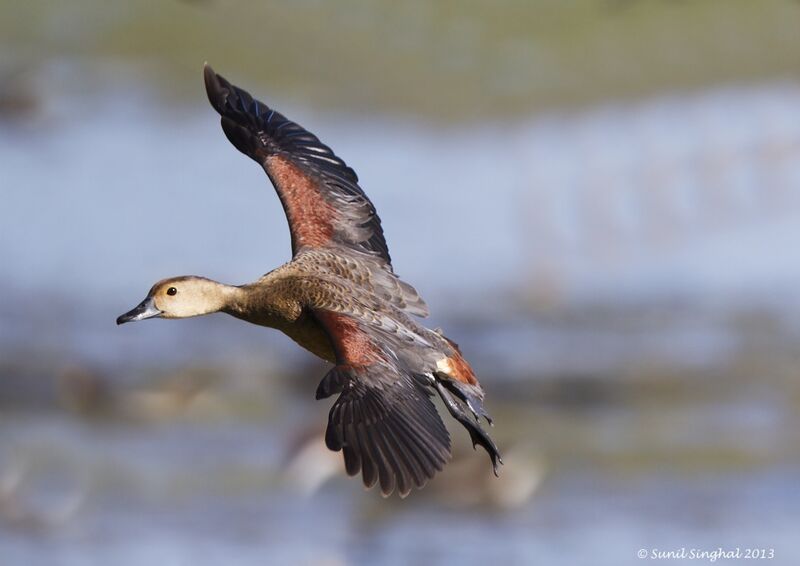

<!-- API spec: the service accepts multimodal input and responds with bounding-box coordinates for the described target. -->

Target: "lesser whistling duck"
[117,64,501,497]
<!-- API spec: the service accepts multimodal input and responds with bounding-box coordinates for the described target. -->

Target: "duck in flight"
[117,64,501,497]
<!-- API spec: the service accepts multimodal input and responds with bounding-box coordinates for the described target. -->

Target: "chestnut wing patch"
[204,65,391,264]
[313,309,451,497]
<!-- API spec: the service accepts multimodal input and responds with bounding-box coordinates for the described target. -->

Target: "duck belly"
[279,316,337,363]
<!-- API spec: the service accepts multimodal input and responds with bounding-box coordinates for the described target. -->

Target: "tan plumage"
[117,64,501,497]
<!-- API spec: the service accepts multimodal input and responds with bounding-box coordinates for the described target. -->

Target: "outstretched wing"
[312,309,451,497]
[204,64,391,265]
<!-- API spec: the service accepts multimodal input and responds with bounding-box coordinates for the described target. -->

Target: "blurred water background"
[2,1,800,565]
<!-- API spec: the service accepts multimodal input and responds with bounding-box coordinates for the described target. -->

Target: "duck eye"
[166,287,177,296]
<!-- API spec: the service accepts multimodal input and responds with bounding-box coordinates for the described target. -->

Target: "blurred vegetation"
[2,0,800,120]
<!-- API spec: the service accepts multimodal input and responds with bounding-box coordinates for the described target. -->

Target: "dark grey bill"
[116,297,161,325]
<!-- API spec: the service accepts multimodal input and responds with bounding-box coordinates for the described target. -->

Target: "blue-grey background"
[2,2,799,565]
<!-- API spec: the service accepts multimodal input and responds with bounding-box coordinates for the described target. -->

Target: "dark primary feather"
[203,64,392,265]
[316,363,451,497]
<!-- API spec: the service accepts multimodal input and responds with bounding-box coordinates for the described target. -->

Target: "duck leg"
[439,379,494,426]
[431,378,502,476]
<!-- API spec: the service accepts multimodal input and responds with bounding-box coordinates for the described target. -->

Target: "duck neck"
[221,282,300,328]
[217,284,251,317]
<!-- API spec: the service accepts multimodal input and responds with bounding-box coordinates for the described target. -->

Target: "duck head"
[117,276,231,324]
